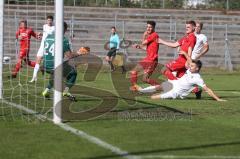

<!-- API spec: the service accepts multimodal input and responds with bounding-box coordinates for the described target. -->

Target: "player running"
[30,15,55,82]
[41,22,80,101]
[11,20,40,78]
[158,20,196,80]
[130,21,159,91]
[139,60,226,102]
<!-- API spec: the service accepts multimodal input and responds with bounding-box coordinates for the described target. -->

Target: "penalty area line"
[1,99,140,159]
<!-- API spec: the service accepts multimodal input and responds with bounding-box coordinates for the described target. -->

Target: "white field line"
[3,99,240,159]
[1,99,140,159]
[215,90,240,95]
[142,155,240,159]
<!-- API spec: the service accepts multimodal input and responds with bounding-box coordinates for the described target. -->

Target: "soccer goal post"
[53,0,63,124]
[0,0,63,123]
[0,0,4,99]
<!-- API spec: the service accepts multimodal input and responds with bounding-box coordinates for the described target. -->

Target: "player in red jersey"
[11,20,40,78]
[130,21,159,91]
[158,20,196,80]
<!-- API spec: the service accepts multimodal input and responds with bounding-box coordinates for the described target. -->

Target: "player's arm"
[64,51,80,59]
[132,36,149,50]
[31,29,41,40]
[16,29,21,40]
[195,43,209,60]
[132,43,146,50]
[142,31,149,42]
[179,47,193,66]
[65,46,90,59]
[133,33,157,50]
[157,38,180,48]
[202,85,226,101]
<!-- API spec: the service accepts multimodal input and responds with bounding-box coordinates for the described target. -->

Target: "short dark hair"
[192,60,202,71]
[19,20,27,26]
[47,15,54,20]
[196,21,203,29]
[186,20,196,27]
[147,21,156,28]
[111,26,116,30]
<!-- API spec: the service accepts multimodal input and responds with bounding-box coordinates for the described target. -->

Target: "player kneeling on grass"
[42,22,88,101]
[139,60,226,101]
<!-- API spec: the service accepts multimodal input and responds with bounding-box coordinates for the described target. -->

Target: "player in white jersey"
[139,60,226,101]
[191,22,209,98]
[192,22,209,60]
[30,15,55,82]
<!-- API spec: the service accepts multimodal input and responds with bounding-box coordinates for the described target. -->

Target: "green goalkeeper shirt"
[43,34,71,71]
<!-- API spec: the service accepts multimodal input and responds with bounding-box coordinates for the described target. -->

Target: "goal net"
[1,0,134,123]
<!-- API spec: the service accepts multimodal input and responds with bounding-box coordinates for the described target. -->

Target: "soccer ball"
[3,56,11,64]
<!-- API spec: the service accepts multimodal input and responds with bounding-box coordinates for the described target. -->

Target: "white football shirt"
[37,24,55,57]
[191,33,208,60]
[42,24,55,41]
[171,69,205,98]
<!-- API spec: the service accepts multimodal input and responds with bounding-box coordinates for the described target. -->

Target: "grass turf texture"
[1,64,240,159]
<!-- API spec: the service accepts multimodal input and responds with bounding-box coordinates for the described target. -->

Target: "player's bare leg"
[105,55,115,72]
[11,58,23,78]
[151,93,162,99]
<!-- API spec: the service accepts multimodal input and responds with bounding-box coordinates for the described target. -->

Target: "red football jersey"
[144,32,159,62]
[177,32,196,59]
[16,27,37,48]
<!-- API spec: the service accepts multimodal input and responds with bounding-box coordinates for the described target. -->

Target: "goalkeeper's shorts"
[107,47,117,57]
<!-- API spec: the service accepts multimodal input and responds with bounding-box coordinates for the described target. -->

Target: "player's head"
[146,21,156,34]
[195,21,203,34]
[190,60,202,73]
[185,20,196,34]
[64,22,68,33]
[47,15,54,26]
[19,20,27,28]
[111,26,116,35]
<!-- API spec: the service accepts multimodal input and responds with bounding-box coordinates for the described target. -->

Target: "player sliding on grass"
[158,20,196,80]
[130,21,159,91]
[42,22,86,101]
[139,60,226,101]
[30,15,55,82]
[11,20,41,78]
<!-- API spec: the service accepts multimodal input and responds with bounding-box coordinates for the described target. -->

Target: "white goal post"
[53,0,63,124]
[0,0,4,99]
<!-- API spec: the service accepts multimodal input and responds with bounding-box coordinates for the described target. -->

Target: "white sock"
[32,64,40,79]
[139,86,157,93]
[44,88,50,92]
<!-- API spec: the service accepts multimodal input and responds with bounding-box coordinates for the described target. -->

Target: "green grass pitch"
[1,64,240,159]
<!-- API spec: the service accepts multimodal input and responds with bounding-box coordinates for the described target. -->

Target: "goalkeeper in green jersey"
[42,22,80,101]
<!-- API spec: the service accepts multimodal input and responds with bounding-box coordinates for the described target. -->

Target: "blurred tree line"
[6,0,240,10]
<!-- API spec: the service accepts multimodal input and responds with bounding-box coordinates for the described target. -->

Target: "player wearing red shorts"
[11,20,40,78]
[130,21,159,91]
[158,20,196,80]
